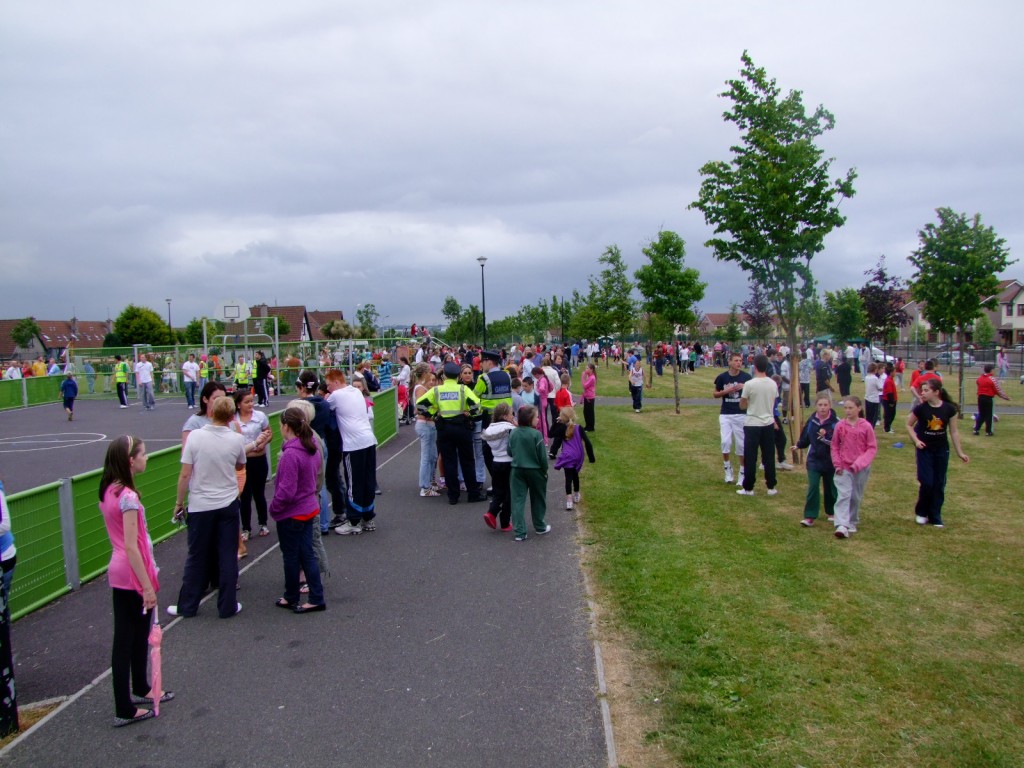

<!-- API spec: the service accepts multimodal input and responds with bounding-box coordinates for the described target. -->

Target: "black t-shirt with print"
[714,371,751,415]
[911,400,958,451]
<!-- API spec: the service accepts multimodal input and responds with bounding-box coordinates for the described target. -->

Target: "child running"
[481,402,516,532]
[829,395,877,539]
[907,379,969,528]
[507,405,550,542]
[794,396,839,527]
[548,406,596,510]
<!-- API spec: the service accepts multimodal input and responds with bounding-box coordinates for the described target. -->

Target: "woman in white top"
[169,396,255,619]
[863,362,882,429]
[232,390,272,539]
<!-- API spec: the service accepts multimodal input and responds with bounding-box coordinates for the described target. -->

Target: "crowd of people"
[0,331,1010,730]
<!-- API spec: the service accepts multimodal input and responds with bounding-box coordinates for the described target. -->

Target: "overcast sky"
[2,1,1021,332]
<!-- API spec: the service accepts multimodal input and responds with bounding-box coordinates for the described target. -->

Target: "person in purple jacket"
[271,408,326,614]
[548,406,596,510]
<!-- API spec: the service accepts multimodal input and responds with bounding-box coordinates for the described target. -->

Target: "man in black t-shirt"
[714,351,752,485]
[814,350,835,403]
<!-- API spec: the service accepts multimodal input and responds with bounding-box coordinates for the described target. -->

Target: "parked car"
[936,351,976,366]
[870,347,895,364]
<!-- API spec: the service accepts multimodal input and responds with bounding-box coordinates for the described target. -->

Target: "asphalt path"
[2,422,608,768]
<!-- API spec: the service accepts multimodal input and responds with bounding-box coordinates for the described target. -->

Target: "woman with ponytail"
[270,407,326,613]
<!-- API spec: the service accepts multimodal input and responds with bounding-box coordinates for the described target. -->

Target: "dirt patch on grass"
[580,537,677,768]
[0,700,62,749]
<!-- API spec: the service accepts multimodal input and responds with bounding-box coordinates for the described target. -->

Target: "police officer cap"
[481,349,501,363]
[443,361,461,378]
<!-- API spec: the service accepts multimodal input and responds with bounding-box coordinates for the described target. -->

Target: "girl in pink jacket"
[830,396,877,539]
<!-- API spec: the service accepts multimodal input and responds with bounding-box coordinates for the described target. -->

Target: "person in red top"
[911,359,942,402]
[974,364,1010,436]
[554,372,574,410]
[881,362,899,433]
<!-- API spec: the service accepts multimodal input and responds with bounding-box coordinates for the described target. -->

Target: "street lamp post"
[477,256,488,349]
[165,299,172,344]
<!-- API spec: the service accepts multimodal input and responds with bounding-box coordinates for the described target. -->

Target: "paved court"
[2,423,611,768]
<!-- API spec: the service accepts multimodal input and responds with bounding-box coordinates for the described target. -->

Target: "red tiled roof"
[0,318,110,357]
[307,310,344,341]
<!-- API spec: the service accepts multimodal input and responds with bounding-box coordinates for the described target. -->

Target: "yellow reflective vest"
[114,361,129,383]
[416,379,481,420]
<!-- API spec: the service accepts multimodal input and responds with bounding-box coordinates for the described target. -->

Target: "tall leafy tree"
[690,50,856,436]
[10,317,41,349]
[972,314,996,346]
[355,303,380,338]
[594,245,636,340]
[909,207,1015,407]
[113,304,172,346]
[635,230,706,412]
[823,288,866,344]
[740,280,775,342]
[859,256,908,348]
[441,297,463,326]
[723,305,742,346]
[182,317,225,345]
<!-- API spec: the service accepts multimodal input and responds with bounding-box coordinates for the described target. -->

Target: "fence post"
[21,378,28,408]
[57,478,81,591]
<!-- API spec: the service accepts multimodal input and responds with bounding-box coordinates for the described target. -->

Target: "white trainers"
[573,492,581,503]
[736,489,755,496]
[333,521,363,535]
[736,473,745,487]
[834,525,849,539]
[766,488,778,496]
[915,515,928,525]
[724,464,734,484]
[777,462,794,471]
[536,524,552,535]
[566,497,573,510]
[166,605,180,617]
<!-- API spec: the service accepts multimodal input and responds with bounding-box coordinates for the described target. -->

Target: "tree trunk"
[673,353,681,414]
[957,327,965,417]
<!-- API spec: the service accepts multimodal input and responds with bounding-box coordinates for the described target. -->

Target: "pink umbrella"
[148,611,164,716]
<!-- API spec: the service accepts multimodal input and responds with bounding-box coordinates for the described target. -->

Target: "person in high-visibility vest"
[474,350,513,479]
[417,362,487,506]
[233,356,252,392]
[114,355,130,408]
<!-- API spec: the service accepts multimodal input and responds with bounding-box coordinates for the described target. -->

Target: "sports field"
[579,379,1023,767]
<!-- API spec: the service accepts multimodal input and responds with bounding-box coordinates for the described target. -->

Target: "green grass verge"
[583,403,1023,767]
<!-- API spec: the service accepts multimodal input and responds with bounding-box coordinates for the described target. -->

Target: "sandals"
[275,598,296,609]
[420,488,441,497]
[299,582,309,595]
[113,708,156,728]
[131,690,175,705]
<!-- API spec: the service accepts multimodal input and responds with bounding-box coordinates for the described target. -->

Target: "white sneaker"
[333,521,363,535]
[766,488,778,496]
[573,492,581,503]
[848,526,857,533]
[736,489,755,496]
[119,405,128,409]
[566,497,573,510]
[166,605,180,617]
[536,524,552,535]
[834,526,849,539]
[736,472,745,487]
[915,515,928,525]
[724,465,734,484]
[777,462,794,471]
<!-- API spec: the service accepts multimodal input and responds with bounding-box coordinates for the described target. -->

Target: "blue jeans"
[277,517,324,606]
[184,381,197,407]
[915,448,949,525]
[472,421,485,484]
[415,419,438,489]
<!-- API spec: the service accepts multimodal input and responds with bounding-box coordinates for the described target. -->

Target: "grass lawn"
[581,401,1023,767]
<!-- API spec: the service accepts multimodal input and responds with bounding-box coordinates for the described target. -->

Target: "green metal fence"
[5,388,397,621]
[4,482,69,620]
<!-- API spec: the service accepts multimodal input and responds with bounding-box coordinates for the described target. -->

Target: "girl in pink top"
[99,435,170,727]
[580,364,597,432]
[829,396,878,539]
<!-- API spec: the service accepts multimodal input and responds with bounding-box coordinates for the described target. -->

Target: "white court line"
[0,433,108,453]
[0,432,420,757]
